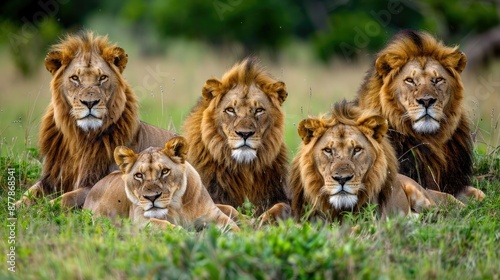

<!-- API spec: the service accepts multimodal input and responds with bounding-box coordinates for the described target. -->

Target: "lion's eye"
[99,75,108,81]
[134,173,143,180]
[404,77,414,84]
[224,107,235,115]
[255,108,265,115]
[161,168,170,176]
[323,148,332,154]
[353,147,362,155]
[70,75,79,81]
[434,77,444,83]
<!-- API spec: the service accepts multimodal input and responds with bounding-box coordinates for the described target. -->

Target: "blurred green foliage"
[0,0,102,76]
[0,0,498,75]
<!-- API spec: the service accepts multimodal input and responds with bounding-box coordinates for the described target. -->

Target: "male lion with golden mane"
[83,136,240,232]
[17,31,175,208]
[289,101,460,221]
[182,57,290,218]
[356,30,484,201]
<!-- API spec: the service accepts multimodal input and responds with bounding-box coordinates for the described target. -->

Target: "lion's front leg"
[50,187,91,208]
[456,186,485,202]
[257,202,291,228]
[149,218,177,230]
[15,181,45,208]
[425,189,465,207]
[211,205,240,232]
[216,204,241,221]
[398,174,464,212]
[398,174,435,213]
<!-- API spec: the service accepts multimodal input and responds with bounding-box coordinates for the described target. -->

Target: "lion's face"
[200,76,287,165]
[372,31,467,137]
[313,124,377,210]
[44,35,129,132]
[392,58,453,134]
[115,137,188,219]
[296,107,392,214]
[60,55,116,131]
[216,85,275,163]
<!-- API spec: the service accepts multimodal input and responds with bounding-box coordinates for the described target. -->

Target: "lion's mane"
[289,101,398,220]
[36,31,174,203]
[356,30,472,196]
[182,57,289,214]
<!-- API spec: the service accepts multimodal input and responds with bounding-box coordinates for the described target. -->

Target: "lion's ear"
[298,118,324,145]
[202,78,222,100]
[114,146,137,173]
[446,51,467,73]
[163,136,188,163]
[102,47,128,73]
[375,54,407,77]
[358,115,388,143]
[265,81,288,105]
[45,51,63,75]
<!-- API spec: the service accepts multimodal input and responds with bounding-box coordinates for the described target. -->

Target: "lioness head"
[44,32,129,132]
[114,137,188,219]
[294,102,396,213]
[200,57,288,164]
[374,31,466,134]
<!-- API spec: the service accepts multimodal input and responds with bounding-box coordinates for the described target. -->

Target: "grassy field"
[0,154,498,279]
[0,36,499,279]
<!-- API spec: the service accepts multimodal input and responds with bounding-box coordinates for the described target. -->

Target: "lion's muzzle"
[231,121,258,163]
[80,99,100,109]
[416,96,437,109]
[143,193,162,203]
[235,130,255,140]
[332,174,354,187]
[73,87,107,131]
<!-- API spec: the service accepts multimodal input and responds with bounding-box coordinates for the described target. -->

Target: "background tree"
[0,0,498,75]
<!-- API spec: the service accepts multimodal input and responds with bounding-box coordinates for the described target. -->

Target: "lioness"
[84,136,240,232]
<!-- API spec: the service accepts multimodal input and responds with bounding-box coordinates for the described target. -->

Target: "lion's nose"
[332,175,353,186]
[143,193,162,203]
[80,99,100,109]
[236,131,255,140]
[416,97,436,108]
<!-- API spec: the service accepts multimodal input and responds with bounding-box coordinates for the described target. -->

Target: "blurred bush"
[0,0,498,76]
[118,0,312,54]
[0,0,101,76]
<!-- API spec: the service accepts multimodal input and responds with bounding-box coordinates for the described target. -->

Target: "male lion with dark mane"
[356,30,484,201]
[289,101,461,221]
[182,57,290,219]
[17,31,175,208]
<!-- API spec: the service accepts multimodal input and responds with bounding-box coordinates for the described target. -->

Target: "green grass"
[0,148,499,279]
[0,35,499,279]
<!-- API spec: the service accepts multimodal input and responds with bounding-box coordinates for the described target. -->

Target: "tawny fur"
[289,101,401,221]
[356,30,475,197]
[83,137,240,232]
[182,57,289,215]
[19,31,175,208]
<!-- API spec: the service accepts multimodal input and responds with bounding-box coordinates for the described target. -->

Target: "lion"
[181,57,290,219]
[83,136,240,232]
[16,31,175,208]
[289,101,461,221]
[356,30,485,201]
